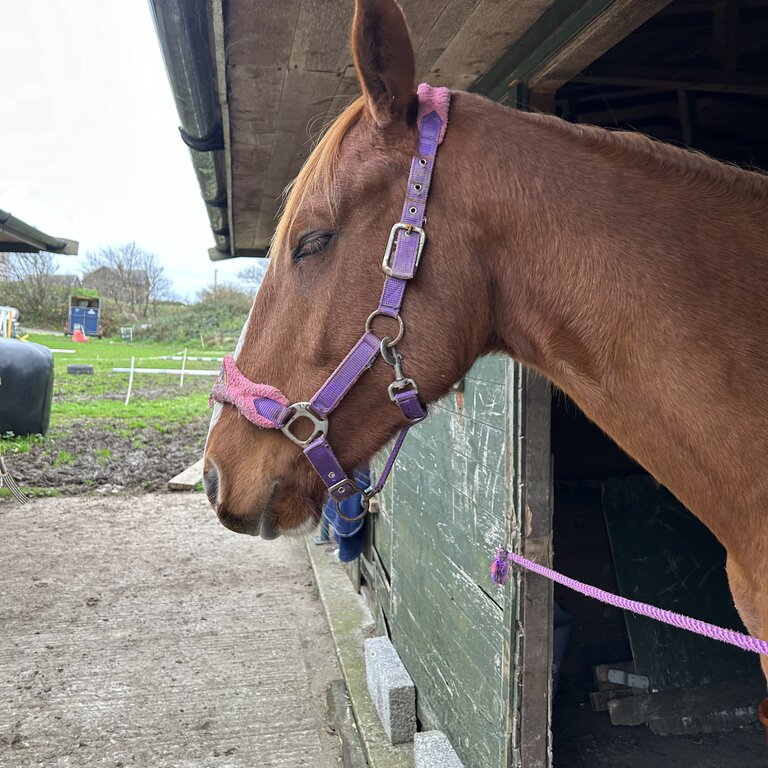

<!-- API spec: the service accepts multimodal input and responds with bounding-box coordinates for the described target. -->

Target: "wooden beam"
[528,89,557,113]
[516,371,554,767]
[662,0,768,13]
[574,66,768,96]
[472,0,674,100]
[529,0,675,93]
[712,0,739,71]
[607,676,766,726]
[677,88,697,145]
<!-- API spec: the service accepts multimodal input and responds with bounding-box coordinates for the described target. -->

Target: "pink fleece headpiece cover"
[417,83,450,144]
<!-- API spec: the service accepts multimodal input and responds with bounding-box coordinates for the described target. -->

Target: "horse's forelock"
[271,96,367,257]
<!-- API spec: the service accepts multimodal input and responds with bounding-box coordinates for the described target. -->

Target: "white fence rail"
[113,349,219,405]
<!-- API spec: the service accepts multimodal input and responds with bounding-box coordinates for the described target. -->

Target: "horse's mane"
[271,96,367,254]
[524,110,768,201]
[270,91,767,257]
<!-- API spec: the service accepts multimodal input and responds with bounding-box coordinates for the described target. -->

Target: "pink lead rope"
[492,547,768,657]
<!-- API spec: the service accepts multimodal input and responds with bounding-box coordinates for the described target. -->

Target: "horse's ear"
[352,0,416,127]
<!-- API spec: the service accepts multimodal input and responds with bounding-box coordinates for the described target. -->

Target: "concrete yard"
[0,493,342,767]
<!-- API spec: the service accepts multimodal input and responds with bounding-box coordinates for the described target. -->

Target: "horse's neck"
[463,96,768,546]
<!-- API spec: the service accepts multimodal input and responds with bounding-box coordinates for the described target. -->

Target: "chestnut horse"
[205,0,768,673]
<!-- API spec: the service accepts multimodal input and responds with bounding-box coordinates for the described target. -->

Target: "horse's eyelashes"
[292,231,336,262]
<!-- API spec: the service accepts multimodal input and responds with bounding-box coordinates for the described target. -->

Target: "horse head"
[204,0,496,537]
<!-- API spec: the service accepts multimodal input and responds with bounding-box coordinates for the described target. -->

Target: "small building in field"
[155,2,767,766]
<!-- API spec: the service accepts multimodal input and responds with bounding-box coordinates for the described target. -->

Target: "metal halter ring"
[365,311,404,347]
[333,486,375,522]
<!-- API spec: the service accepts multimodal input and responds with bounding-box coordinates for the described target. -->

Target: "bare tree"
[5,251,61,322]
[83,242,172,317]
[237,261,269,292]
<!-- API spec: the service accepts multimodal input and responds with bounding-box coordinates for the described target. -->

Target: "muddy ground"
[2,416,209,497]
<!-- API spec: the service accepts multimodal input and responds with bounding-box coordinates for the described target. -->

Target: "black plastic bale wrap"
[0,339,55,436]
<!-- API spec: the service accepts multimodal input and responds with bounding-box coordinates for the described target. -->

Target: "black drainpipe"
[148,0,230,256]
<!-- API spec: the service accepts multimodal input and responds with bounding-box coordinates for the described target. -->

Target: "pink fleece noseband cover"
[210,356,290,430]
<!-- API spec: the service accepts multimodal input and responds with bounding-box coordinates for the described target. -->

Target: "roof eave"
[0,208,79,255]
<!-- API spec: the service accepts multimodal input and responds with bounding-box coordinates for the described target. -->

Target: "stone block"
[364,636,416,744]
[414,731,464,768]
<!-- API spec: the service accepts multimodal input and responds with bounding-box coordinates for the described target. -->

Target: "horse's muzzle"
[203,462,280,538]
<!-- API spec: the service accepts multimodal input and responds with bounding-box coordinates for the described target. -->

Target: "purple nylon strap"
[298,87,447,501]
[378,111,443,317]
[498,551,768,658]
[310,332,381,418]
[210,84,450,508]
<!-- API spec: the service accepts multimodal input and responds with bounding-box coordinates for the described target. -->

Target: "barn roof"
[152,0,767,261]
[150,0,671,260]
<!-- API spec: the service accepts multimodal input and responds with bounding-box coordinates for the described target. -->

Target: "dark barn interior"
[556,0,768,166]
[546,1,767,763]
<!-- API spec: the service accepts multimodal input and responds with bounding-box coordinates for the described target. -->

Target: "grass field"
[33,332,227,424]
[1,334,232,497]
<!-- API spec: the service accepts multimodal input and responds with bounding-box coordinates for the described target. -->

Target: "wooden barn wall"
[371,355,518,768]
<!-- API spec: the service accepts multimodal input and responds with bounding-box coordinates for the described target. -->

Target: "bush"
[135,283,254,345]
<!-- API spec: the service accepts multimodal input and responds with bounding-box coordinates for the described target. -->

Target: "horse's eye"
[292,231,335,262]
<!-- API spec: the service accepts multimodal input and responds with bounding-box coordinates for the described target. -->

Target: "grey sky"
[0,0,248,300]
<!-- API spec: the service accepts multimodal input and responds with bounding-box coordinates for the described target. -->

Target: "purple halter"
[211,84,451,520]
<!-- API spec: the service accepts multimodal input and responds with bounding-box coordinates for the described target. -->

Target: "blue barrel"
[0,339,54,436]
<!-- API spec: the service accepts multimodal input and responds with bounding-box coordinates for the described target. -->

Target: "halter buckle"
[382,222,426,279]
[280,402,328,448]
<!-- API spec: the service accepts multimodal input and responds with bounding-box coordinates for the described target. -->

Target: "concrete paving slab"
[307,543,414,768]
[0,493,342,767]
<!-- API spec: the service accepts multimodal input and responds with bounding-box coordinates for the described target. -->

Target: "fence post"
[180,348,188,388]
[124,356,135,406]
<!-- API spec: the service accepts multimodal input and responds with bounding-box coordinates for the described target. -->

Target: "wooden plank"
[607,676,765,726]
[167,458,204,491]
[593,660,637,691]
[212,0,235,257]
[254,68,340,248]
[602,476,760,692]
[647,706,757,736]
[517,369,553,768]
[226,0,301,69]
[573,66,768,96]
[391,532,508,766]
[589,688,635,712]
[413,0,481,72]
[434,0,558,91]
[501,360,523,768]
[371,355,512,768]
[289,1,353,74]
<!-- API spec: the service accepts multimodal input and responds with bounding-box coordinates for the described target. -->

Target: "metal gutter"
[0,208,78,255]
[148,0,231,258]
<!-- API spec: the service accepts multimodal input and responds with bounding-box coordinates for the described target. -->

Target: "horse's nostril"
[203,465,219,506]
